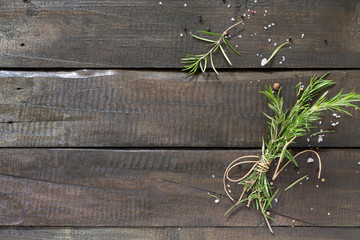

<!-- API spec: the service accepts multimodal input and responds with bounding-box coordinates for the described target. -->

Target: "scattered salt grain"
[228,4,231,8]
[268,24,272,28]
[180,33,183,37]
[282,56,286,61]
[211,174,215,178]
[264,26,267,30]
[328,212,331,216]
[238,34,242,38]
[231,17,235,22]
[270,182,273,186]
[265,10,268,13]
[301,33,305,38]
[215,198,220,203]
[228,189,231,193]
[307,157,314,163]
[268,38,271,42]
[279,61,283,64]
[159,1,162,5]
[271,23,275,26]
[307,138,310,142]
[235,45,238,48]
[300,182,302,185]
[292,220,295,223]
[275,198,278,202]
[254,0,257,3]
[319,120,322,124]
[332,113,341,118]
[316,185,319,188]
[357,161,360,164]
[311,208,314,211]
[178,228,181,230]
[256,53,259,56]
[227,184,230,188]
[306,177,309,180]
[318,134,324,143]
[274,43,277,46]
[184,3,187,7]
[261,58,268,66]
[331,122,339,127]
[289,46,292,49]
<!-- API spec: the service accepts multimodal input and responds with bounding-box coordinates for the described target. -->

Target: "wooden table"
[0,0,359,239]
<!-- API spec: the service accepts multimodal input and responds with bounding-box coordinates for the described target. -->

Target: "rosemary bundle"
[223,73,360,233]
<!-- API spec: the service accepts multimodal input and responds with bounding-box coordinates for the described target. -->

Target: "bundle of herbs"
[223,73,360,233]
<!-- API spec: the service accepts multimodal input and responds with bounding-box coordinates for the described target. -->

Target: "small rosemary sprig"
[224,73,360,233]
[181,21,243,75]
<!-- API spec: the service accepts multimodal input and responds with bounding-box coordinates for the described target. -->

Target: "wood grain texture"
[0,70,359,147]
[0,227,359,240]
[0,148,358,227]
[0,0,358,68]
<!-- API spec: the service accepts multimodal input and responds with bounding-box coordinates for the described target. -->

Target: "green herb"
[181,21,243,75]
[224,73,360,233]
[284,175,308,191]
[261,42,289,66]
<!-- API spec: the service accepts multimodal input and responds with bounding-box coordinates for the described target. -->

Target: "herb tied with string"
[223,73,360,233]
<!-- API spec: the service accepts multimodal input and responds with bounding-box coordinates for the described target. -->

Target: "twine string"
[223,137,322,203]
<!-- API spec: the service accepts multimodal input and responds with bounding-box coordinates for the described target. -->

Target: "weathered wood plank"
[0,0,358,68]
[0,70,358,147]
[0,227,359,240]
[0,148,358,227]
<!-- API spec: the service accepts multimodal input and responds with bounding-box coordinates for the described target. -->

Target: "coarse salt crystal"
[275,198,278,202]
[231,17,235,22]
[238,34,242,38]
[184,3,187,7]
[274,43,277,46]
[307,157,314,163]
[215,198,220,203]
[159,1,162,5]
[261,58,267,66]
[264,26,267,30]
[180,33,183,37]
[301,33,305,38]
[268,38,271,42]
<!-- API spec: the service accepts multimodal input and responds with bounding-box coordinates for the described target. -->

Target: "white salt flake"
[159,1,162,5]
[279,61,283,64]
[265,10,268,13]
[282,56,286,61]
[215,198,220,203]
[235,45,238,48]
[311,208,314,211]
[238,34,242,38]
[231,17,235,22]
[270,182,273,186]
[228,189,231,193]
[264,26,268,30]
[316,185,319,188]
[306,177,309,180]
[307,138,310,142]
[292,220,295,223]
[275,198,278,202]
[307,157,314,163]
[268,38,271,42]
[328,212,331,216]
[256,53,259,56]
[319,121,322,124]
[261,58,268,66]
[271,23,275,26]
[301,33,305,38]
[357,161,360,164]
[268,24,272,28]
[274,43,277,46]
[211,174,215,178]
[184,3,187,7]
[180,33,183,37]
[227,4,231,8]
[178,227,181,230]
[318,134,325,143]
[227,184,230,188]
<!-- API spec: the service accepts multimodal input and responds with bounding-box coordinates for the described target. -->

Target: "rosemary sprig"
[225,73,360,232]
[181,21,243,75]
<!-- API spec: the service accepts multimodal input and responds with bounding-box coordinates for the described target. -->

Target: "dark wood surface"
[0,70,358,147]
[0,0,358,68]
[0,227,359,240]
[0,148,358,227]
[0,0,359,239]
